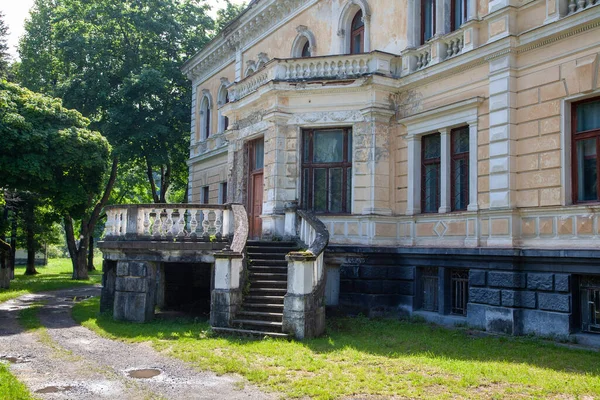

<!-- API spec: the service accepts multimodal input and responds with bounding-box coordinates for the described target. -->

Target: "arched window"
[199,91,212,140]
[217,83,229,134]
[337,0,371,54]
[301,41,311,58]
[351,10,364,54]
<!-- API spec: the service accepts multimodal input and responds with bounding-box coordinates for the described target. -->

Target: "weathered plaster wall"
[189,153,228,203]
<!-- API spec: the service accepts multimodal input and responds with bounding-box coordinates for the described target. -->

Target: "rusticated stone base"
[282,293,326,339]
[210,289,242,328]
[113,261,157,323]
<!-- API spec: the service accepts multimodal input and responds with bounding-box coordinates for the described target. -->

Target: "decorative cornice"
[287,110,366,125]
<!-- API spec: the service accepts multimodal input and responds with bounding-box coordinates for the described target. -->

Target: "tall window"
[350,10,364,54]
[301,41,311,57]
[200,96,211,140]
[218,85,229,134]
[451,0,468,31]
[302,128,352,214]
[451,126,469,211]
[421,0,436,44]
[219,182,228,204]
[572,98,600,203]
[420,267,439,312]
[421,133,441,213]
[201,186,209,204]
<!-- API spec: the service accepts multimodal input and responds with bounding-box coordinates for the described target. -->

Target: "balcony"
[227,51,401,102]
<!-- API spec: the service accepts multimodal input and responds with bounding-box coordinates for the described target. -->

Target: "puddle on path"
[128,369,161,379]
[0,355,29,364]
[35,386,73,394]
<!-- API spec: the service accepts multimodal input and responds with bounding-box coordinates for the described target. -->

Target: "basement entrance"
[160,262,212,317]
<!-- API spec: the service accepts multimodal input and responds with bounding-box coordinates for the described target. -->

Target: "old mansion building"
[101,0,600,340]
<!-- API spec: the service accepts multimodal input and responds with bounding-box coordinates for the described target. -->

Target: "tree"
[18,0,213,204]
[0,80,112,280]
[215,1,246,33]
[0,11,9,78]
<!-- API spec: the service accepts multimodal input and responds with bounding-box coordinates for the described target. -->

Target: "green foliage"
[0,363,34,400]
[215,1,246,33]
[0,11,9,78]
[18,0,214,202]
[0,80,111,219]
[0,257,102,304]
[74,299,600,400]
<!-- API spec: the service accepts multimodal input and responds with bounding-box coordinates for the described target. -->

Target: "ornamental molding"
[287,110,366,125]
[182,0,318,83]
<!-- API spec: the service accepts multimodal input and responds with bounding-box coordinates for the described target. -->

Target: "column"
[363,14,371,52]
[439,128,451,213]
[467,121,479,211]
[406,135,422,215]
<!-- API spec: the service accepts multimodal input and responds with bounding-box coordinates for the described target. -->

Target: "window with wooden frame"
[572,98,600,203]
[201,186,209,204]
[421,133,441,213]
[451,0,468,31]
[350,10,364,54]
[301,128,352,214]
[421,0,436,45]
[451,126,470,211]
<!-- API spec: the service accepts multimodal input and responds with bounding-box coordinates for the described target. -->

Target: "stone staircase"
[212,240,298,338]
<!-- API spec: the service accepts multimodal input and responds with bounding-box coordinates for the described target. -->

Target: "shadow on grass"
[74,297,600,378]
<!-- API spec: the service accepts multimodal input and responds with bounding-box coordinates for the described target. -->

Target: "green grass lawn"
[0,364,34,400]
[73,297,600,399]
[0,257,102,304]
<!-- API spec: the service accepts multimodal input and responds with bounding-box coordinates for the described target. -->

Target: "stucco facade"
[183,0,600,340]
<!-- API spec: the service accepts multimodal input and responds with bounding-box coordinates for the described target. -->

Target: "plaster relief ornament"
[287,110,366,125]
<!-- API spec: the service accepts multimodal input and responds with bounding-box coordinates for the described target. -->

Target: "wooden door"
[248,138,264,239]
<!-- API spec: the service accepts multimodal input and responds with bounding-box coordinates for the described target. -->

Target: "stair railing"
[210,204,249,328]
[283,208,329,339]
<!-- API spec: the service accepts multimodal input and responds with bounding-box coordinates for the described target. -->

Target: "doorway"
[248,138,264,239]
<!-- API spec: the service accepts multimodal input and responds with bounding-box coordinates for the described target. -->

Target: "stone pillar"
[113,261,157,323]
[282,253,326,339]
[406,135,422,215]
[100,260,116,313]
[284,202,298,239]
[210,250,244,328]
[439,128,451,213]
[360,108,395,216]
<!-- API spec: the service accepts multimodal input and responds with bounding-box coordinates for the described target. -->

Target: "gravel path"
[0,286,275,399]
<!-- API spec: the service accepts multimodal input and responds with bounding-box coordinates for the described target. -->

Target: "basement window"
[580,275,600,333]
[420,267,439,312]
[450,269,469,315]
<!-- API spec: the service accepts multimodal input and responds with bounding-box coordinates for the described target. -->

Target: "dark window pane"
[453,159,469,210]
[421,267,438,312]
[423,0,435,42]
[424,164,440,212]
[452,127,469,154]
[314,130,344,162]
[313,168,327,212]
[254,140,264,170]
[576,100,600,133]
[352,10,364,30]
[453,0,466,29]
[301,41,311,57]
[577,138,597,201]
[423,134,440,160]
[353,33,362,54]
[329,168,343,213]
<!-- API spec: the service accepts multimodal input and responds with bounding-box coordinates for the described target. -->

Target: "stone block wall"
[113,261,157,323]
[468,269,572,336]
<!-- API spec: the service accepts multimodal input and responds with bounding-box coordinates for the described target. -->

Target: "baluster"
[285,65,291,80]
[417,54,423,69]
[202,209,211,239]
[104,210,114,236]
[115,212,123,236]
[361,59,368,74]
[151,209,160,237]
[447,42,454,58]
[142,210,151,235]
[453,40,459,56]
[175,209,186,237]
[333,61,340,76]
[164,209,174,237]
[214,209,223,240]
[317,62,323,76]
[190,209,199,238]
[577,0,585,10]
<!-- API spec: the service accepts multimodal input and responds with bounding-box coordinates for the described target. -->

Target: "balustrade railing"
[442,30,465,59]
[228,51,400,102]
[103,204,233,241]
[568,0,599,14]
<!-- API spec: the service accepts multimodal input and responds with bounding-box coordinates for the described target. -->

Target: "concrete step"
[242,303,284,311]
[249,259,288,267]
[211,326,289,339]
[237,310,283,322]
[249,287,287,295]
[249,272,288,280]
[250,280,287,289]
[244,295,285,304]
[232,319,283,328]
[247,246,298,254]
[246,253,288,261]
[246,240,297,247]
[248,267,288,275]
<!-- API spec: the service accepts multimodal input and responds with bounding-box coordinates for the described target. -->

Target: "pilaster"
[439,128,451,213]
[406,135,422,216]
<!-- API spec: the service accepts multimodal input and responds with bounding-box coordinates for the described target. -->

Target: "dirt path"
[0,287,275,399]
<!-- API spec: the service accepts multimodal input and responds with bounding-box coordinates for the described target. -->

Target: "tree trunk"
[24,202,38,275]
[87,235,95,271]
[0,240,10,289]
[159,163,171,203]
[65,156,119,280]
[9,213,16,280]
[146,159,160,203]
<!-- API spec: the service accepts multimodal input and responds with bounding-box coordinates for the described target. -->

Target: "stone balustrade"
[228,51,401,102]
[104,204,233,241]
[442,29,465,59]
[568,0,599,14]
[283,208,329,339]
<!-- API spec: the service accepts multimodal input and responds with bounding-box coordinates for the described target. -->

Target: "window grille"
[421,267,439,312]
[581,275,600,333]
[450,269,469,315]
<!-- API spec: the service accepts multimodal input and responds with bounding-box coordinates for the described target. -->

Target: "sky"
[1,0,246,60]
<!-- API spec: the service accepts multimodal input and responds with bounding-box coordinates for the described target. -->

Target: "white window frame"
[399,97,482,215]
[217,79,230,134]
[291,25,317,58]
